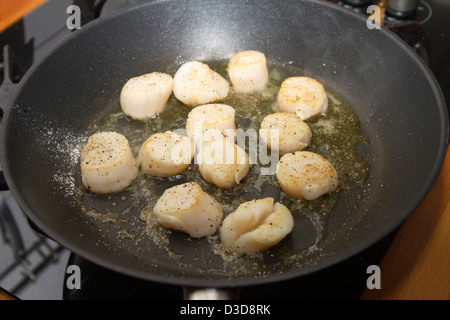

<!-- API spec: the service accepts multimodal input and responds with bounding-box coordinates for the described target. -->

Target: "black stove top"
[0,0,449,300]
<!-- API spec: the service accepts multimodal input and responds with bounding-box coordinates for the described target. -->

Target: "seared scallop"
[81,132,138,194]
[220,198,294,255]
[276,151,339,201]
[260,112,312,154]
[152,182,223,238]
[120,72,173,120]
[198,137,250,189]
[137,131,194,177]
[277,76,328,120]
[173,61,230,106]
[227,50,269,93]
[185,103,236,149]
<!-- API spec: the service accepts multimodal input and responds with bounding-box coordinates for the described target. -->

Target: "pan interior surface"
[2,0,447,287]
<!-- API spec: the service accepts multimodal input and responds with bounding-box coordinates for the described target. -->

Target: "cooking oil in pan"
[66,61,370,276]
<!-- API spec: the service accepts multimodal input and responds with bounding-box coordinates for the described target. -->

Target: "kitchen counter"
[0,0,47,33]
[361,144,450,300]
[1,0,449,300]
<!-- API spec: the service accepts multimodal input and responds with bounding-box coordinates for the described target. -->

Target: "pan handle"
[183,287,240,300]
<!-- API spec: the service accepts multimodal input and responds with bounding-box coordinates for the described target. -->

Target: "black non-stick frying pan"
[1,0,448,291]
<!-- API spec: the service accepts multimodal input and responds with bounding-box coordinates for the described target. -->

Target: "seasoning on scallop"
[185,103,236,150]
[276,151,339,201]
[197,137,250,189]
[259,112,312,154]
[152,182,223,238]
[120,72,174,120]
[277,76,328,120]
[81,132,138,194]
[227,50,269,93]
[173,61,230,106]
[137,131,194,177]
[220,198,294,255]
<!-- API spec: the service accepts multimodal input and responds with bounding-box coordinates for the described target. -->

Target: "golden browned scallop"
[137,131,194,177]
[173,61,230,106]
[278,76,328,120]
[152,182,223,238]
[220,198,294,255]
[228,50,269,93]
[276,151,339,200]
[260,112,312,154]
[185,103,236,150]
[197,137,250,189]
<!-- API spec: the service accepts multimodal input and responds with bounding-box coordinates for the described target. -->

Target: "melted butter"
[78,61,370,274]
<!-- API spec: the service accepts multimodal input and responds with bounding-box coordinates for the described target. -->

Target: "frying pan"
[1,0,448,292]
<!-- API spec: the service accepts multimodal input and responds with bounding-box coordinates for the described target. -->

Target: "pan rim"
[1,0,448,289]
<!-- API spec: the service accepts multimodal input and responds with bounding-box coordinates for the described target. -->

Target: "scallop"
[173,61,230,106]
[259,112,312,154]
[197,137,250,189]
[137,131,194,177]
[276,151,339,201]
[220,198,294,255]
[227,50,269,93]
[81,132,138,194]
[185,103,236,150]
[277,76,328,120]
[152,182,223,238]
[120,72,174,120]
